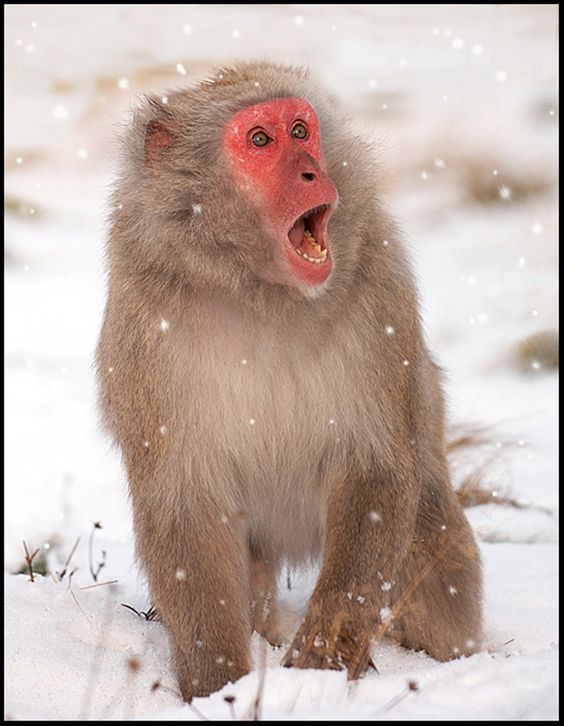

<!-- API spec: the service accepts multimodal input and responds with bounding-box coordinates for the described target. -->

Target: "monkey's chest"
[182,332,368,505]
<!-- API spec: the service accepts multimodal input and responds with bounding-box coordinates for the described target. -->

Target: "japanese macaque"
[96,62,482,702]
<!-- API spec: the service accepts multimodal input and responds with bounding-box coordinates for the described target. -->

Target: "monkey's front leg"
[283,466,417,678]
[132,497,251,701]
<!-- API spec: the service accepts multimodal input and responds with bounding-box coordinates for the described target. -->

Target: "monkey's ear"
[144,120,174,167]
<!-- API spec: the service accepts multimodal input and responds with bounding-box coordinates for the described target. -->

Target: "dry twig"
[22,540,39,582]
[58,537,80,581]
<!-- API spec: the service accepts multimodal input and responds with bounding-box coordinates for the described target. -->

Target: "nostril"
[301,172,316,182]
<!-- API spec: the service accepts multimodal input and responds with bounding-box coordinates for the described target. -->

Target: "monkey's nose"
[301,172,316,182]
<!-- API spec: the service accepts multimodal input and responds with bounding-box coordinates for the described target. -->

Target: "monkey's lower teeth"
[295,244,328,264]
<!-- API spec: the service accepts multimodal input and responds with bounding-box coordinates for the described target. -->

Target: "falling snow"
[4,4,557,722]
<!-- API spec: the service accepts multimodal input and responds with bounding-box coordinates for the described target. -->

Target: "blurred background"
[5,5,558,571]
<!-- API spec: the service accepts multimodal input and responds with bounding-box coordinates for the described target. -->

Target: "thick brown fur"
[96,61,482,701]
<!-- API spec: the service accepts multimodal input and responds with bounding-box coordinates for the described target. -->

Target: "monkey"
[95,61,482,702]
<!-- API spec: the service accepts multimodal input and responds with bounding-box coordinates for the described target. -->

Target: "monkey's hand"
[282,594,377,680]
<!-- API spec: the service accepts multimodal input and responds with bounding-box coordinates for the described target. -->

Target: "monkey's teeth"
[295,247,327,264]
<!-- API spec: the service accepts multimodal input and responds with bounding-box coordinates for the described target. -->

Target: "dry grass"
[513,330,559,373]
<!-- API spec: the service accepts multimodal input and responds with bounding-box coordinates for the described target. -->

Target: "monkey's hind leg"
[250,557,285,647]
[390,511,483,661]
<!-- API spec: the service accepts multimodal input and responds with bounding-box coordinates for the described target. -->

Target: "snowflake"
[176,63,187,75]
[117,77,129,90]
[160,318,170,332]
[448,585,458,596]
[385,325,395,335]
[192,203,202,215]
[175,569,187,581]
[369,511,382,523]
[52,105,68,120]
[380,607,393,623]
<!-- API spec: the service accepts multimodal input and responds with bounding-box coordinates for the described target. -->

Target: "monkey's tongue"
[288,217,305,246]
[288,220,327,262]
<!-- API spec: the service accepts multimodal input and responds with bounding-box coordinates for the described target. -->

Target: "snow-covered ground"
[5,4,558,721]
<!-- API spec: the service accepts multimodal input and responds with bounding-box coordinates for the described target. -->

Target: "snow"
[5,4,557,721]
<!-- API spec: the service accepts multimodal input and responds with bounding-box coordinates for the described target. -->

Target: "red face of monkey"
[223,98,338,288]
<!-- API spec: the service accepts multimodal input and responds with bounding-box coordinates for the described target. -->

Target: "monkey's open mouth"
[287,205,331,265]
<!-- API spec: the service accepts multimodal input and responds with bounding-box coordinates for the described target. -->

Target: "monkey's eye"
[291,122,308,140]
[251,130,271,148]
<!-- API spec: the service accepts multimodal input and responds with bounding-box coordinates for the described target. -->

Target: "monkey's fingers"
[346,638,378,681]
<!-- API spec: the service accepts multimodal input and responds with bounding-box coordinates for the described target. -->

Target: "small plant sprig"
[22,540,39,582]
[89,521,107,582]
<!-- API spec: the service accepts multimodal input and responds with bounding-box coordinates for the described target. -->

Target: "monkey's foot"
[254,621,286,648]
[282,607,376,680]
